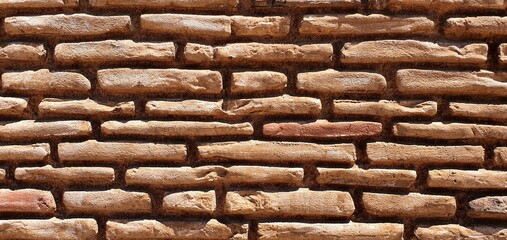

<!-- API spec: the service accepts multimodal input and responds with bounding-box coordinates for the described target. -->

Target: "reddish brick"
[0,189,55,214]
[0,218,98,240]
[263,120,382,139]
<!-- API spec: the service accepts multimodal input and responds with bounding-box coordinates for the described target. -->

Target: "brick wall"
[0,0,506,239]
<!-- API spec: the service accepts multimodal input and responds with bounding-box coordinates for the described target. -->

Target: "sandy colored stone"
[101,120,253,137]
[341,40,487,64]
[0,43,46,63]
[428,169,507,189]
[394,122,507,140]
[225,189,355,217]
[55,40,175,64]
[415,224,507,240]
[224,95,321,116]
[15,165,115,186]
[39,98,135,117]
[146,100,224,117]
[500,44,507,64]
[297,69,386,93]
[2,69,90,95]
[368,142,484,166]
[184,43,215,62]
[0,0,78,8]
[0,143,50,162]
[449,102,507,121]
[0,169,4,182]
[59,140,186,163]
[5,14,130,36]
[0,120,91,141]
[231,16,290,37]
[0,218,97,240]
[63,189,151,214]
[363,192,456,218]
[469,196,507,219]
[97,68,222,95]
[445,16,507,38]
[198,140,355,163]
[162,191,216,214]
[375,0,505,11]
[317,167,416,188]
[215,43,333,62]
[334,100,437,117]
[270,0,360,8]
[495,147,507,167]
[0,97,28,117]
[231,71,287,93]
[0,189,55,214]
[263,120,382,139]
[141,14,232,38]
[91,0,238,8]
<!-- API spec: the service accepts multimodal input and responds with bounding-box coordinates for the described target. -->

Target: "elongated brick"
[363,193,456,218]
[63,189,151,214]
[215,43,333,62]
[445,17,507,38]
[297,69,386,94]
[377,0,505,11]
[0,218,97,240]
[0,120,91,141]
[428,169,507,189]
[415,224,507,240]
[39,98,135,117]
[317,167,416,188]
[394,122,507,140]
[0,189,55,214]
[2,69,91,95]
[141,14,232,38]
[15,165,115,186]
[449,102,507,121]
[91,0,238,8]
[334,100,437,117]
[231,71,287,93]
[0,0,79,8]
[224,95,321,116]
[263,120,382,139]
[162,191,216,214]
[269,0,360,8]
[146,100,225,117]
[469,196,507,219]
[0,43,46,63]
[231,16,290,37]
[0,143,50,162]
[0,97,28,117]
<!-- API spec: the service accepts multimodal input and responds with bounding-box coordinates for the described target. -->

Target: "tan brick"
[63,189,151,214]
[102,120,253,137]
[376,0,505,11]
[258,222,403,240]
[162,191,216,214]
[97,68,222,95]
[495,147,507,167]
[270,0,360,8]
[225,189,354,217]
[415,224,507,240]
[215,43,333,62]
[297,69,386,94]
[397,69,507,96]
[55,40,175,64]
[231,71,287,94]
[0,97,28,117]
[39,98,135,117]
[146,100,224,117]
[264,120,382,139]
[368,142,484,166]
[301,14,434,36]
[499,43,507,64]
[317,167,416,188]
[334,100,437,117]
[224,95,321,116]
[231,16,290,37]
[428,169,507,189]
[0,169,5,182]
[0,0,79,8]
[469,196,507,219]
[0,43,46,63]
[59,140,186,163]
[0,218,97,240]
[91,0,238,8]
[363,193,456,218]
[449,102,507,121]
[184,43,215,63]
[141,14,231,38]
[341,40,487,64]
[198,140,355,163]
[0,189,55,214]
[0,143,50,162]
[5,14,130,37]
[394,122,507,140]
[2,69,90,95]
[15,165,115,186]
[0,120,91,141]
[445,17,507,38]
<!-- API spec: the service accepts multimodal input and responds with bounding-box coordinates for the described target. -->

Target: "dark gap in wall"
[96,216,107,240]
[350,189,364,222]
[248,219,259,240]
[403,220,415,240]
[303,164,318,189]
[186,138,199,167]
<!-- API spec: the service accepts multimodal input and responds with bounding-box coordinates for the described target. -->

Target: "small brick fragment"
[2,69,90,95]
[184,43,215,62]
[449,102,507,121]
[215,43,333,62]
[162,191,216,214]
[0,97,28,117]
[231,16,290,37]
[39,98,135,117]
[224,95,321,116]
[0,43,46,63]
[231,71,287,94]
[15,165,115,186]
[0,0,79,8]
[445,17,507,38]
[469,196,507,219]
[394,122,507,140]
[141,14,232,38]
[0,143,50,162]
[317,167,416,188]
[0,218,97,240]
[0,189,56,214]
[428,169,507,189]
[415,224,507,240]
[334,100,437,117]
[297,69,386,94]
[263,120,382,139]
[63,189,151,215]
[0,120,91,141]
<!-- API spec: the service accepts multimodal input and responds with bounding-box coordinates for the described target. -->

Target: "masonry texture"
[0,0,506,240]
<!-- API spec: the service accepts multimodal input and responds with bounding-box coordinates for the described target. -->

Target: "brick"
[2,69,91,95]
[300,14,434,36]
[0,120,91,141]
[0,43,46,63]
[0,0,79,8]
[0,218,97,240]
[375,0,505,11]
[394,122,507,140]
[0,97,28,117]
[396,69,507,97]
[231,71,287,94]
[445,17,507,38]
[495,147,507,166]
[367,142,484,166]
[225,189,355,217]
[0,189,55,214]
[91,0,238,8]
[215,43,333,62]
[97,68,222,95]
[141,14,232,38]
[231,16,290,37]
[184,43,215,62]
[469,196,507,219]
[449,102,507,121]
[334,100,437,117]
[501,44,507,64]
[269,0,360,8]
[198,140,355,163]
[428,169,507,190]
[39,98,135,117]
[101,120,253,137]
[63,189,151,214]
[146,100,225,117]
[0,143,50,162]
[55,40,175,64]
[263,120,382,139]
[317,167,416,188]
[162,191,216,214]
[297,69,386,94]
[415,224,507,240]
[363,193,456,218]
[224,95,321,116]
[257,222,404,240]
[15,165,115,186]
[0,169,4,182]
[5,14,130,37]
[341,40,487,64]
[59,140,186,163]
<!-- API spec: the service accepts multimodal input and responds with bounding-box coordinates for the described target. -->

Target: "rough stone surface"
[263,120,382,139]
[445,17,507,38]
[63,189,151,214]
[500,44,507,64]
[39,98,135,117]
[231,71,287,94]
[428,169,507,189]
[224,95,321,116]
[468,196,507,219]
[375,0,505,11]
[0,218,98,240]
[91,0,238,8]
[231,16,290,37]
[184,43,215,63]
[415,224,507,240]
[449,102,507,121]
[269,0,361,8]
[363,193,456,218]
[0,189,56,214]
[0,43,46,63]
[0,120,91,141]
[297,69,387,94]
[317,167,416,188]
[334,100,437,117]
[2,69,91,95]
[215,43,333,62]
[0,0,79,8]
[15,165,115,186]
[162,191,216,214]
[394,122,507,140]
[0,143,50,162]
[495,147,507,167]
[0,97,28,117]
[141,14,232,37]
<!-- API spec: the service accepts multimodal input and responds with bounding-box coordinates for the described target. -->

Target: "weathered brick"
[375,0,505,11]
[141,14,232,38]
[269,0,361,8]
[225,189,355,217]
[297,69,386,94]
[39,98,135,117]
[445,17,507,38]
[363,193,456,218]
[97,68,222,95]
[341,40,487,64]
[15,165,115,186]
[184,43,215,62]
[215,43,333,62]
[317,167,416,188]
[300,14,434,36]
[257,222,404,240]
[367,142,484,166]
[500,44,507,64]
[0,218,97,240]
[428,169,507,189]
[224,95,321,116]
[231,71,287,94]
[334,100,437,117]
[415,224,507,240]
[469,196,507,219]
[146,100,224,117]
[59,140,186,163]
[0,97,28,117]
[397,69,507,96]
[0,120,91,141]
[394,122,507,140]
[91,0,238,8]
[263,120,382,139]
[162,191,216,214]
[63,189,151,214]
[2,69,91,95]
[231,16,290,37]
[0,169,5,182]
[102,120,253,137]
[55,40,175,64]
[0,0,79,8]
[5,14,130,37]
[0,43,46,63]
[495,147,507,166]
[449,102,507,121]
[0,143,50,162]
[198,140,355,163]
[0,189,55,214]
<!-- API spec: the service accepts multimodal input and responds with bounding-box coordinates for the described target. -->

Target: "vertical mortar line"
[483,144,496,170]
[49,141,61,167]
[455,192,469,226]
[320,95,334,120]
[52,187,66,218]
[186,137,198,167]
[174,41,187,63]
[135,96,148,120]
[79,0,90,12]
[350,188,364,222]
[96,216,107,240]
[288,9,303,42]
[403,220,415,240]
[238,0,254,14]
[332,42,345,70]
[413,166,429,193]
[436,97,450,122]
[46,38,58,70]
[303,164,318,189]
[214,181,227,221]
[354,140,369,169]
[487,41,500,72]
[130,12,141,41]
[248,219,259,240]
[151,189,165,218]
[285,66,297,96]
[113,162,127,188]
[27,95,43,120]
